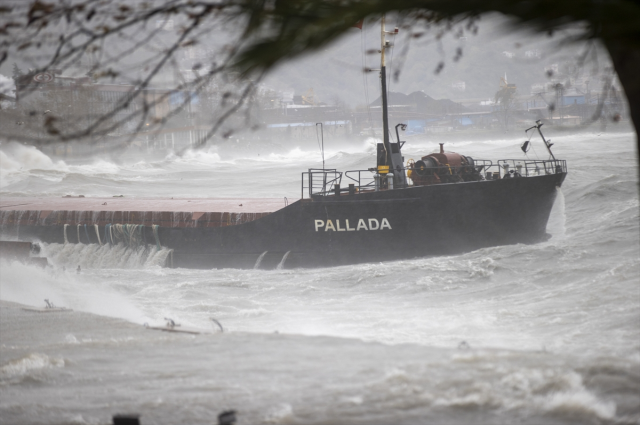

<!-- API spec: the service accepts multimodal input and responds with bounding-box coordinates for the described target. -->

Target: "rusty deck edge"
[0,210,273,228]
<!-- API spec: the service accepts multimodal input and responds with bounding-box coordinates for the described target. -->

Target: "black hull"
[167,173,565,268]
[4,173,565,269]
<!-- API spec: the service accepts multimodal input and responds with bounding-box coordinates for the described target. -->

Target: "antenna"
[316,122,325,169]
[525,120,556,160]
[395,123,407,148]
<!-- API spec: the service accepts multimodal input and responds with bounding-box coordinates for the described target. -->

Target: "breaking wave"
[0,142,68,188]
[40,242,171,269]
[0,353,65,385]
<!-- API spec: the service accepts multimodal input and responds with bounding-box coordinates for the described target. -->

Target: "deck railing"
[302,169,342,199]
[302,159,567,198]
[496,159,567,177]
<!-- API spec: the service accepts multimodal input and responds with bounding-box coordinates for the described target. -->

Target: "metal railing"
[301,159,567,198]
[302,169,342,199]
[469,159,494,173]
[344,170,377,192]
[496,159,567,178]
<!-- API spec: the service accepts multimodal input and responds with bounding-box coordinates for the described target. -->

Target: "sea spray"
[41,242,171,269]
[0,142,69,188]
[0,258,149,323]
[277,251,291,270]
[547,187,566,239]
[254,251,268,269]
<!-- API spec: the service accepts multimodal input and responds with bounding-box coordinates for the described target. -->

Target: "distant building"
[369,91,467,115]
[281,90,294,106]
[562,89,586,105]
[14,71,196,136]
[531,83,546,94]
[451,81,466,92]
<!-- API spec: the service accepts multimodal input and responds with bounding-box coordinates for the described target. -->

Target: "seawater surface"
[0,130,639,425]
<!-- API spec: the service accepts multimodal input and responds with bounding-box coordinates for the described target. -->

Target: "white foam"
[262,147,318,163]
[168,146,225,165]
[0,353,65,378]
[547,187,566,239]
[0,258,151,324]
[65,334,80,344]
[69,160,121,175]
[264,403,294,423]
[0,73,14,96]
[543,387,616,420]
[41,243,171,269]
[0,142,68,187]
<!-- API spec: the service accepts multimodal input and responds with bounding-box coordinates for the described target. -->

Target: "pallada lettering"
[315,218,392,232]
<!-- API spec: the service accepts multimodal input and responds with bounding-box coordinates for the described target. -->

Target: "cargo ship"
[0,18,567,270]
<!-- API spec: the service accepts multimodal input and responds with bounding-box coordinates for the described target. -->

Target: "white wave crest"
[543,387,616,420]
[0,142,68,187]
[166,147,224,165]
[264,403,294,423]
[41,242,171,269]
[69,159,122,175]
[0,353,65,378]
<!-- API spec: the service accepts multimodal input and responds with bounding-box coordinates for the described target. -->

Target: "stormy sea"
[1,129,638,425]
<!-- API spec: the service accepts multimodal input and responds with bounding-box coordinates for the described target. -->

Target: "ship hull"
[165,172,565,268]
[1,173,565,269]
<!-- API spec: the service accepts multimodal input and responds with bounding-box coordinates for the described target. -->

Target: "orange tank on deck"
[410,143,479,186]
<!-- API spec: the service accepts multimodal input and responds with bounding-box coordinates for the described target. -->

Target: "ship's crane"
[495,73,517,109]
[301,88,315,105]
[499,73,517,92]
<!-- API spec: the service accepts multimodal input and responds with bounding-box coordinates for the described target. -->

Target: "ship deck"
[0,197,292,228]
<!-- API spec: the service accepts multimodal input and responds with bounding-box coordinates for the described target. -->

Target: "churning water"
[0,129,638,425]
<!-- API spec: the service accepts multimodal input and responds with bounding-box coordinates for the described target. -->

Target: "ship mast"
[378,16,406,187]
[380,16,391,166]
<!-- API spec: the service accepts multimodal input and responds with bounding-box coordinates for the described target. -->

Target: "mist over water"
[1,130,638,424]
